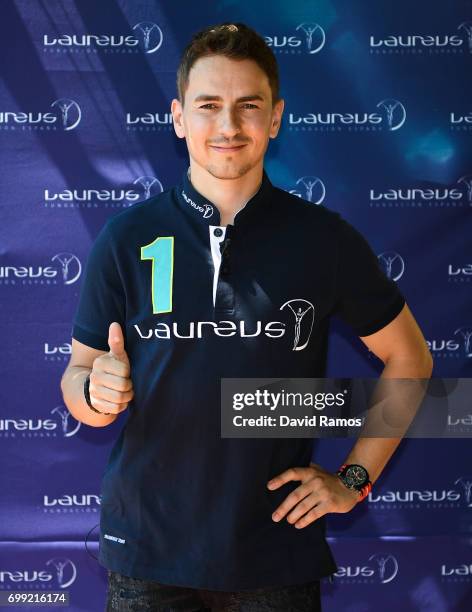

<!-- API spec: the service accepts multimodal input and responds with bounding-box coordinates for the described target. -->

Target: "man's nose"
[217,107,241,138]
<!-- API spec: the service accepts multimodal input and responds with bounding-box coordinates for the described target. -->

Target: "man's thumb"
[108,322,128,361]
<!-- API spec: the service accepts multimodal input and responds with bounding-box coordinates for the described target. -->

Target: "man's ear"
[269,98,284,139]
[171,99,185,139]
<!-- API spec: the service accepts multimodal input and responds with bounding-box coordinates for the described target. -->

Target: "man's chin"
[204,162,254,180]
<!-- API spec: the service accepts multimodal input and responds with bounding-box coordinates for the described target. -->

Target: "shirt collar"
[175,165,273,227]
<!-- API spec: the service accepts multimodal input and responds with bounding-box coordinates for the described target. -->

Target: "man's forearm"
[311,353,433,486]
[60,366,118,428]
[328,354,433,486]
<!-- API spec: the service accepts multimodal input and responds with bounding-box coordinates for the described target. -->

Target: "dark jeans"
[105,569,322,612]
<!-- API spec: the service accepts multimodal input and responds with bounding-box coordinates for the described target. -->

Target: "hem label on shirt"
[104,533,126,544]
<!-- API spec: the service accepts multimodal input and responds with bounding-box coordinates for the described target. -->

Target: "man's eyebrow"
[193,94,265,103]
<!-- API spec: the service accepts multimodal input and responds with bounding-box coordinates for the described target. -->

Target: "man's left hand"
[267,463,360,529]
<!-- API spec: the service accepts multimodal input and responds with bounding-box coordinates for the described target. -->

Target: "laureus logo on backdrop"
[44,341,71,363]
[43,21,164,54]
[288,99,406,132]
[0,98,81,131]
[369,21,472,54]
[0,559,77,589]
[264,23,326,54]
[441,560,472,580]
[126,110,173,131]
[450,110,472,130]
[0,253,81,286]
[133,176,164,200]
[369,175,472,209]
[43,493,100,512]
[457,175,472,203]
[377,252,405,281]
[427,328,472,360]
[368,477,472,509]
[334,554,399,584]
[0,406,81,438]
[448,263,472,283]
[288,176,326,205]
[448,411,472,432]
[43,176,164,208]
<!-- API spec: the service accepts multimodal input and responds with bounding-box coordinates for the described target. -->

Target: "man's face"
[172,55,284,180]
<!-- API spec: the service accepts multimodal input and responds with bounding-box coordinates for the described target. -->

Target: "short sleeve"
[72,221,126,351]
[331,215,406,337]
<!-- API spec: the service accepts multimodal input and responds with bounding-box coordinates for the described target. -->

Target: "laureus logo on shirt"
[280,299,315,350]
[181,189,214,218]
[134,298,315,351]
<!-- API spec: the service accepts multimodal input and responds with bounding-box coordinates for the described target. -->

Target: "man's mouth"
[209,144,248,152]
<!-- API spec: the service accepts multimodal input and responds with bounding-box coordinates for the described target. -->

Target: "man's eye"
[198,103,258,110]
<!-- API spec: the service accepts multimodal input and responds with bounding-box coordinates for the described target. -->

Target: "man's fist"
[88,322,134,414]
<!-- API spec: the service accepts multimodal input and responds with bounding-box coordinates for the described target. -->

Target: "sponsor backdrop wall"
[1,1,471,610]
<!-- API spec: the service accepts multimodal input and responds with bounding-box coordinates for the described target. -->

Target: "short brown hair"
[176,22,280,107]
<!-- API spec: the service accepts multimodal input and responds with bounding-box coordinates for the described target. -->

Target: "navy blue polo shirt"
[72,166,405,591]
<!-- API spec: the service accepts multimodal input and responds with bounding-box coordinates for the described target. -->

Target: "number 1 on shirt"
[140,236,174,314]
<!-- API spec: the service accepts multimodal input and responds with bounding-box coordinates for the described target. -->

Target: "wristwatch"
[84,374,111,415]
[336,463,372,501]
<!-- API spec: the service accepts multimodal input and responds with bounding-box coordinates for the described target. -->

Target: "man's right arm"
[61,323,133,428]
[60,359,118,428]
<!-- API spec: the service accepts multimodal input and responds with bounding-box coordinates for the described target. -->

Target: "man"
[61,22,433,612]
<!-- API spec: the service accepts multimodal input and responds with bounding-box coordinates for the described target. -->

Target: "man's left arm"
[267,303,434,529]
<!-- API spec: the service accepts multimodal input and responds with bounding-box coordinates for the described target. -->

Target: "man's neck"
[187,163,263,226]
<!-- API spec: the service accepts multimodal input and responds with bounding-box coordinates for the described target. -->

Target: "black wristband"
[84,374,111,415]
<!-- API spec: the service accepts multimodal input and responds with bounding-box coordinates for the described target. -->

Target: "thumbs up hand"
[107,321,130,366]
[88,322,134,415]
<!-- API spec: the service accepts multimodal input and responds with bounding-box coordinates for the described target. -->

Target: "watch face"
[344,465,368,487]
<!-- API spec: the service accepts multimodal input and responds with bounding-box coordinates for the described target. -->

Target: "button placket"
[214,226,235,315]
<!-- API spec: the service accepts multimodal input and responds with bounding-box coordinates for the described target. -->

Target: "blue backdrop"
[1,1,471,610]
